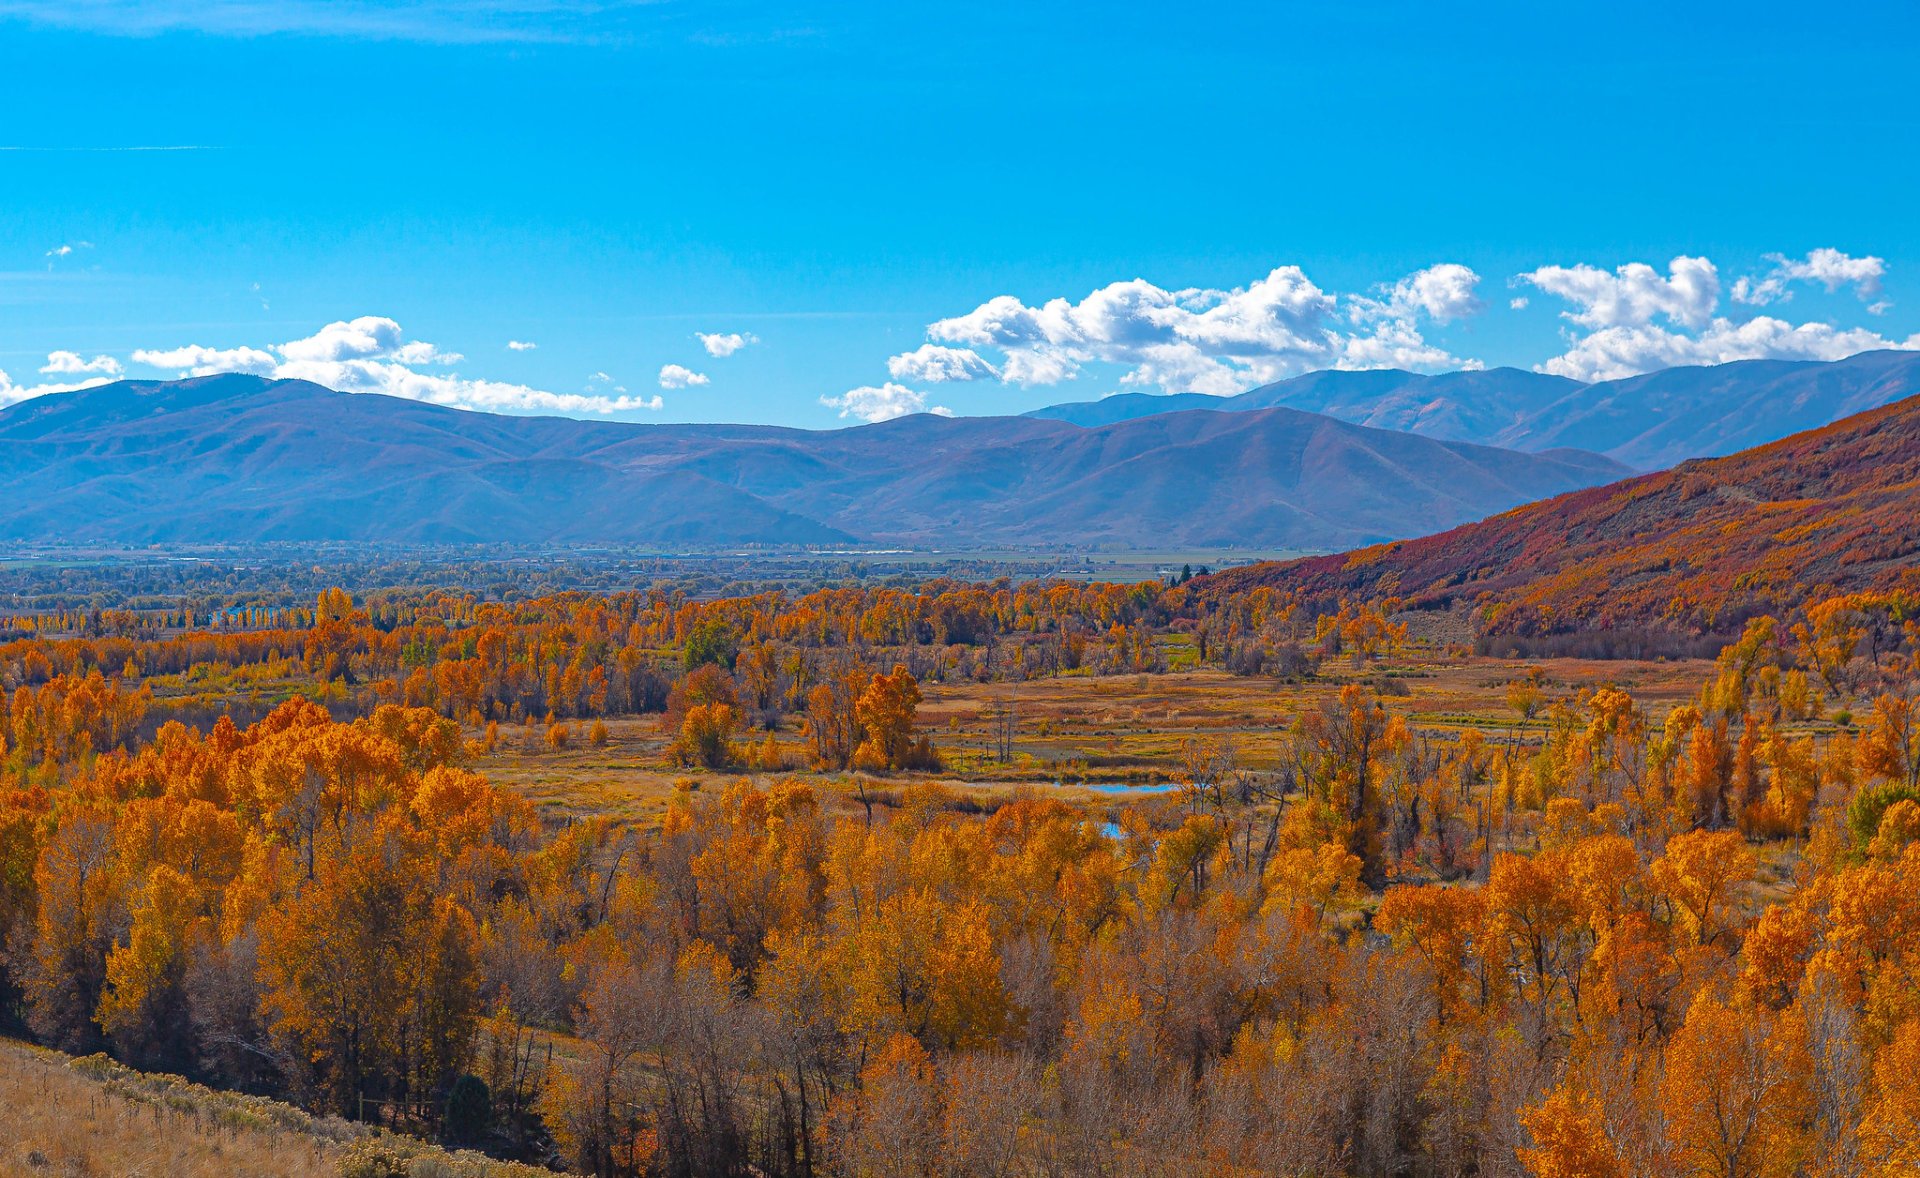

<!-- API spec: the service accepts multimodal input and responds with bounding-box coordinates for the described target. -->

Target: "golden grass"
[0,1038,546,1178]
[468,655,1723,824]
[0,1038,343,1177]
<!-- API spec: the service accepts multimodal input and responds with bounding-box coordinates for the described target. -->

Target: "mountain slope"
[1201,391,1920,638]
[1027,367,1576,441]
[1026,351,1920,470]
[0,375,1630,550]
[1489,349,1920,469]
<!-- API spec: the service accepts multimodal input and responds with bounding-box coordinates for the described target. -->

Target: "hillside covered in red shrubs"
[1204,391,1920,644]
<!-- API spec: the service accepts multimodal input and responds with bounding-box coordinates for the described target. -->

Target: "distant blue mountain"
[0,374,1630,550]
[1026,350,1920,470]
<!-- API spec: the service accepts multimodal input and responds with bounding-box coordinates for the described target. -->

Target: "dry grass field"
[0,1038,545,1178]
[473,655,1721,826]
[0,1039,344,1177]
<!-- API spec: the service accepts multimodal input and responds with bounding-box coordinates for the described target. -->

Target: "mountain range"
[9,350,1916,555]
[0,374,1629,550]
[1028,349,1920,471]
[1201,388,1920,641]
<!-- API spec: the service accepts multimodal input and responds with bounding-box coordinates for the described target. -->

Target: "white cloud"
[1521,251,1917,381]
[1340,317,1485,373]
[1371,263,1484,322]
[40,350,123,376]
[820,382,951,423]
[887,344,1000,383]
[1538,316,1920,382]
[697,331,758,357]
[44,241,92,261]
[1509,296,1529,310]
[922,263,1482,397]
[658,364,709,389]
[131,344,279,376]
[0,0,643,44]
[0,367,112,408]
[278,315,457,366]
[121,316,662,415]
[278,358,665,414]
[1518,256,1719,330]
[507,339,537,351]
[1732,248,1887,307]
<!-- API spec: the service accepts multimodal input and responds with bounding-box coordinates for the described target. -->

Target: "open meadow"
[474,655,1724,825]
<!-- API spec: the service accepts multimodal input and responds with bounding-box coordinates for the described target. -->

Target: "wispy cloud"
[0,0,662,44]
[1732,248,1886,308]
[0,145,219,152]
[44,241,93,265]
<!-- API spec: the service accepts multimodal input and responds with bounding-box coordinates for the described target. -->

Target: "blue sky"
[3,0,1919,426]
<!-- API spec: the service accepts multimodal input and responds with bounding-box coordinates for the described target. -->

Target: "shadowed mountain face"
[0,375,1631,550]
[1027,350,1920,471]
[1201,391,1920,639]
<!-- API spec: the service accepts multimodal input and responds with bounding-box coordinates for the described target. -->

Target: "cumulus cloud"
[1363,263,1484,323]
[820,382,953,423]
[697,331,758,357]
[1732,248,1887,307]
[921,263,1483,398]
[658,364,709,389]
[131,344,278,375]
[1509,296,1529,310]
[1520,251,1919,381]
[887,344,1000,383]
[40,351,123,376]
[507,339,537,351]
[123,316,663,415]
[278,315,457,366]
[1518,256,1719,330]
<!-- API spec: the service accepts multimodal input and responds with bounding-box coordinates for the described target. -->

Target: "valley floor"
[477,657,1721,825]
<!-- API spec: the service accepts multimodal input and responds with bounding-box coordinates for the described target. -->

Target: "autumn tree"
[258,822,480,1122]
[854,664,937,772]
[1661,988,1812,1178]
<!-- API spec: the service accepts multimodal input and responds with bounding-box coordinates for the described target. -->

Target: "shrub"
[442,1074,491,1146]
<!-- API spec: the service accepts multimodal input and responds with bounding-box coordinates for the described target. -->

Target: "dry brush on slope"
[1204,391,1920,644]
